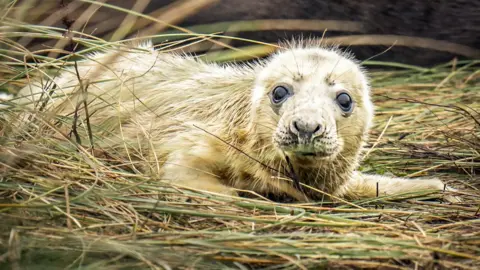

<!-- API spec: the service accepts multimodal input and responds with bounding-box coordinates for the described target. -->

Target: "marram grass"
[0,1,479,269]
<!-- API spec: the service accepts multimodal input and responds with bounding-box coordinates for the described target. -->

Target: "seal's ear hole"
[335,91,354,116]
[269,85,292,105]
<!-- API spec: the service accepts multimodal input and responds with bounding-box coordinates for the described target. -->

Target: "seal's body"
[10,40,458,202]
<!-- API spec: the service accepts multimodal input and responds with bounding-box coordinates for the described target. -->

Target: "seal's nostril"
[293,121,300,133]
[292,120,322,136]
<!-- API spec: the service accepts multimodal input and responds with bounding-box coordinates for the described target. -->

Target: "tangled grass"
[0,1,479,269]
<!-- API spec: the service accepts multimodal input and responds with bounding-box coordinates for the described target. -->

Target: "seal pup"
[6,39,460,202]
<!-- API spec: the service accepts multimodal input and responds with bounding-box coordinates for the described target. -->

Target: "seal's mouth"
[274,134,339,159]
[293,151,331,158]
[298,152,316,157]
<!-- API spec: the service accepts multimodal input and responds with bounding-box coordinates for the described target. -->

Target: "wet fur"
[8,39,459,202]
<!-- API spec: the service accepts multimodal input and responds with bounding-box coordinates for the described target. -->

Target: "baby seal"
[7,39,459,202]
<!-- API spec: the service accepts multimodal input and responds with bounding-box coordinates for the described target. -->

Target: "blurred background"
[9,0,480,66]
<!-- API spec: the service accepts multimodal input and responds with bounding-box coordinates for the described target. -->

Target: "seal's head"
[251,43,374,163]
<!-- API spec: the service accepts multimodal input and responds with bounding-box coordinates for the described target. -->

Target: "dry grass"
[1,1,479,269]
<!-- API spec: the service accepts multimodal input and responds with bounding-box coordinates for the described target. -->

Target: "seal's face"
[251,46,373,162]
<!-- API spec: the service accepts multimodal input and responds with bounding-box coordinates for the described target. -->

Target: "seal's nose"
[290,119,322,138]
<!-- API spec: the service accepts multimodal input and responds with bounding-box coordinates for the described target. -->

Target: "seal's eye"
[271,86,290,104]
[336,92,353,113]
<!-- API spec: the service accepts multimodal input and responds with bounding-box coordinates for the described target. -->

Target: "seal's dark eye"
[336,92,353,113]
[271,86,290,104]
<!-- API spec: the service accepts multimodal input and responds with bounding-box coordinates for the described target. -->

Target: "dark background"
[15,0,480,66]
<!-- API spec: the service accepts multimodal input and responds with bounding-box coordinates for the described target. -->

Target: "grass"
[0,1,479,269]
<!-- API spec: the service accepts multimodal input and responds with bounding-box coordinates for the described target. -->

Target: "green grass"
[0,1,479,269]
